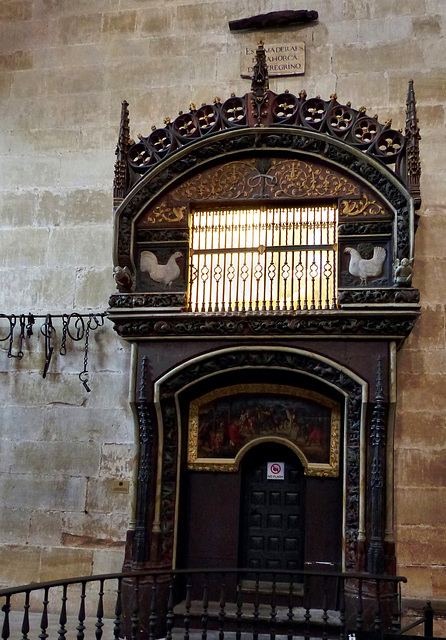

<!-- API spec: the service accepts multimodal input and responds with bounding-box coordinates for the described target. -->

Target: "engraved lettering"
[241,41,305,78]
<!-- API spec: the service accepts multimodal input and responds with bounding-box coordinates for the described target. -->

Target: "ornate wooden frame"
[110,43,421,334]
[115,44,422,578]
[187,383,341,475]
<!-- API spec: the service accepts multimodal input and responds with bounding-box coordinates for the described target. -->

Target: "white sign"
[241,42,305,78]
[267,462,285,480]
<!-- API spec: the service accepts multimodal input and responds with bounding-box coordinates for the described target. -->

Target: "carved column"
[133,356,154,563]
[367,356,386,574]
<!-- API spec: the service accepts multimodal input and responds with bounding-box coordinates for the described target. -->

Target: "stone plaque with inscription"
[241,42,305,78]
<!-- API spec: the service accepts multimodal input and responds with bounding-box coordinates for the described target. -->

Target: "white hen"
[344,246,386,286]
[140,251,182,287]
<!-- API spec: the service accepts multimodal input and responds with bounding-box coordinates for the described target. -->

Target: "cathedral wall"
[0,0,445,620]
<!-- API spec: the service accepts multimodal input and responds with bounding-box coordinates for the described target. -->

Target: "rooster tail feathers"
[140,251,157,272]
[373,246,386,261]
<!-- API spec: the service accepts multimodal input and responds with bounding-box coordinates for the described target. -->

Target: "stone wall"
[0,0,445,618]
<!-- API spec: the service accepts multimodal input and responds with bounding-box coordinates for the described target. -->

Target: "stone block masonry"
[0,0,444,619]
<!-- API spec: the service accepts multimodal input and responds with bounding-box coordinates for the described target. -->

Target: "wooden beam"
[229,10,318,32]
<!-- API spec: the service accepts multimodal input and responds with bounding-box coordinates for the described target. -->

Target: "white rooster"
[344,246,386,286]
[140,250,183,287]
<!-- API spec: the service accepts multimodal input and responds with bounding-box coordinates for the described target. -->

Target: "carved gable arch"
[114,128,413,269]
[150,346,367,570]
[110,44,420,341]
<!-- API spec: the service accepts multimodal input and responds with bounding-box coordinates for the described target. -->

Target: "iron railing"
[396,600,434,637]
[188,206,338,313]
[0,568,407,640]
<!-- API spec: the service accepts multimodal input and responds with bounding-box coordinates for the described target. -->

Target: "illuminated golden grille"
[188,205,338,312]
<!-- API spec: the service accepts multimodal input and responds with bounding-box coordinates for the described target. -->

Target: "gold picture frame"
[188,384,341,476]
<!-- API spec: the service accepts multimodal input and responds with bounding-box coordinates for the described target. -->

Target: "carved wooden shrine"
[109,43,421,594]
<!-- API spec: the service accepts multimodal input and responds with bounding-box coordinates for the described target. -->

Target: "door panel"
[240,444,305,573]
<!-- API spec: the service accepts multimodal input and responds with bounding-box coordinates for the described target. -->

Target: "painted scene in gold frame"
[188,384,341,476]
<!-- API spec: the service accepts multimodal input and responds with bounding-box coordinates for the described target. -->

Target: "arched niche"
[145,346,367,572]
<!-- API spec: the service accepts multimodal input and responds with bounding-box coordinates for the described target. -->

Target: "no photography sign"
[267,462,285,480]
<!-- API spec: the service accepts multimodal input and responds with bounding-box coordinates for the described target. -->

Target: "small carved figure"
[344,246,386,286]
[140,251,183,287]
[113,265,135,292]
[393,258,413,287]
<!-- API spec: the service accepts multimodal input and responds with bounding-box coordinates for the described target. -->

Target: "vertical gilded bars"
[188,205,337,313]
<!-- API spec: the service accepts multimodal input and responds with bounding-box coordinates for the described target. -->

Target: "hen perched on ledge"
[344,246,386,286]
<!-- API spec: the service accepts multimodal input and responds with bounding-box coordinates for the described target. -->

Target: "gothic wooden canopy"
[109,42,421,342]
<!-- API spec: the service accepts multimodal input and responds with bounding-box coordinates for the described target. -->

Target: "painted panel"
[188,383,341,476]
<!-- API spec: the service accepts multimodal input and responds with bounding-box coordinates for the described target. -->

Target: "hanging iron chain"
[0,312,106,391]
[79,314,104,393]
[0,313,31,360]
[8,315,17,358]
[60,314,69,355]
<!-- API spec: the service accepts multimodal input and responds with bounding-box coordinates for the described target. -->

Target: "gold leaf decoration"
[270,159,360,198]
[182,162,256,200]
[142,159,371,225]
[145,203,186,224]
[340,194,387,217]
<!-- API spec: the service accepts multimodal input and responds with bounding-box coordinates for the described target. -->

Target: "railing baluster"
[0,567,410,640]
[332,217,337,309]
[287,576,294,640]
[1,594,11,640]
[57,584,68,640]
[166,574,175,640]
[318,210,323,309]
[355,578,363,632]
[218,574,226,640]
[424,600,434,637]
[201,574,209,640]
[374,579,382,632]
[209,210,214,312]
[95,578,105,640]
[131,576,140,640]
[234,212,240,312]
[253,576,260,640]
[235,580,242,640]
[270,573,277,640]
[21,590,30,640]
[303,575,311,640]
[39,587,50,640]
[76,583,86,640]
[184,575,191,640]
[303,208,309,309]
[113,578,123,640]
[391,579,401,634]
[248,214,254,311]
[322,575,329,640]
[149,577,158,640]
[338,577,346,640]
[275,210,281,311]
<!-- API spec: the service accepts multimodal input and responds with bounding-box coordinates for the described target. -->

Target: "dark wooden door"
[240,444,305,572]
